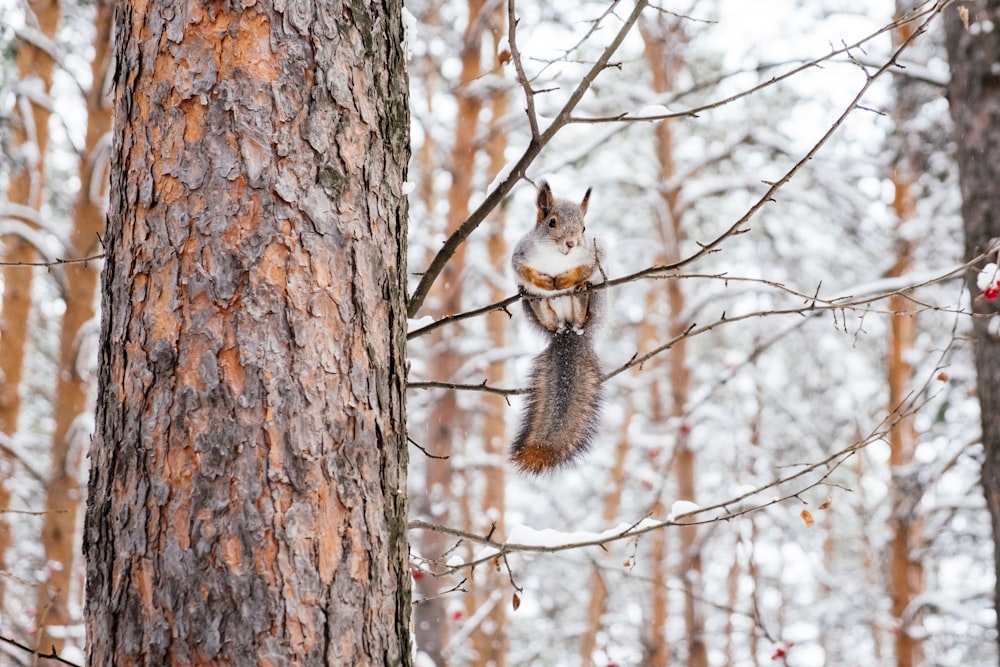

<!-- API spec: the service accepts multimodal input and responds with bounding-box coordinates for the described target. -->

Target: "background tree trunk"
[469,9,511,661]
[83,1,411,664]
[0,0,62,595]
[413,0,484,659]
[885,5,927,664]
[35,1,113,658]
[944,0,1000,658]
[640,14,705,667]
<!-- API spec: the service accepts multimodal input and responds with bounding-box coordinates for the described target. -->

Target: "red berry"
[771,641,794,660]
[985,285,999,301]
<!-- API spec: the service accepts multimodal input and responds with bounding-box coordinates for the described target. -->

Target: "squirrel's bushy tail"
[511,330,603,474]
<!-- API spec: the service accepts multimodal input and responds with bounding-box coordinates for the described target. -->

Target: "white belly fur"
[518,240,592,294]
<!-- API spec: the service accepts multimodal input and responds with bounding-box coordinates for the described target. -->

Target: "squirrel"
[510,180,604,474]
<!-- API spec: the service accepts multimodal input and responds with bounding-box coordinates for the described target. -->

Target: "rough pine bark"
[943,0,1000,658]
[84,1,411,665]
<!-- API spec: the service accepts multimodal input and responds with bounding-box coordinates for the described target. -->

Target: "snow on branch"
[409,398,911,558]
[410,375,937,581]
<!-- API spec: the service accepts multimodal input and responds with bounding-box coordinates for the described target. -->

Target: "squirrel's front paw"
[533,271,558,291]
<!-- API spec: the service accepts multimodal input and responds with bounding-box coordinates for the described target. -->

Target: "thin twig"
[506,0,540,140]
[407,379,525,396]
[0,253,105,268]
[412,577,468,605]
[0,634,82,667]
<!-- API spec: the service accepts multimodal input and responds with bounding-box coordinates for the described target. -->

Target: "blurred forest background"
[1,0,998,666]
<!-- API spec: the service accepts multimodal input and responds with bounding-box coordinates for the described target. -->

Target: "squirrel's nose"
[565,240,576,249]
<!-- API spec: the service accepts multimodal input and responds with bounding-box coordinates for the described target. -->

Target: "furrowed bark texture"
[84,1,411,665]
[944,0,1000,658]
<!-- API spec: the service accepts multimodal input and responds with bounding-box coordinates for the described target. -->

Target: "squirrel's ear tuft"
[580,187,592,216]
[536,180,554,221]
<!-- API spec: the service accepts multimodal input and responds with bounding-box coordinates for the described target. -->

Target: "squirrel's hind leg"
[568,293,591,331]
[524,295,562,333]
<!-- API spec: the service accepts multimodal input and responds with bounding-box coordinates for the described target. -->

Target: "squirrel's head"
[536,180,592,255]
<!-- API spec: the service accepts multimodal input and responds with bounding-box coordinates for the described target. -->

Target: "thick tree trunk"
[943,0,1000,659]
[84,2,411,665]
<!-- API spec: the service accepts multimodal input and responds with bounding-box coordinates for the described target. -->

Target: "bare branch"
[0,253,105,268]
[407,435,451,460]
[407,379,524,396]
[0,634,82,667]
[407,294,518,340]
[412,578,468,605]
[506,0,540,139]
[603,260,970,382]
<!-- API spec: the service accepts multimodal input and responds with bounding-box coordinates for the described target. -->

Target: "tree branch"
[0,634,82,667]
[0,253,105,268]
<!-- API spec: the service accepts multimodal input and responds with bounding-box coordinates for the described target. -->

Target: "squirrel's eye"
[547,217,557,228]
